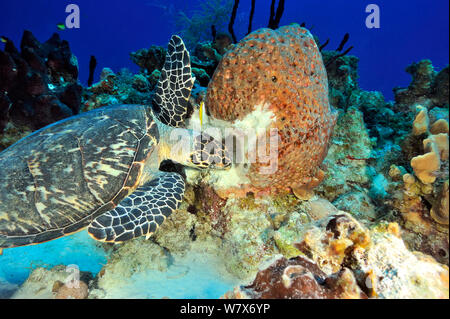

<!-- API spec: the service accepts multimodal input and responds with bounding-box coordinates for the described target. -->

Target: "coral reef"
[410,105,448,184]
[386,105,449,265]
[82,68,153,112]
[89,239,170,298]
[224,255,366,299]
[206,24,337,198]
[174,0,234,49]
[393,60,449,110]
[321,51,359,110]
[316,107,373,200]
[1,21,448,300]
[220,197,275,279]
[153,204,197,254]
[225,212,449,299]
[192,42,224,78]
[11,265,92,299]
[0,31,82,150]
[130,45,166,76]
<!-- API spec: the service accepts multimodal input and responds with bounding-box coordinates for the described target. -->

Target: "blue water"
[0,231,108,286]
[0,0,448,100]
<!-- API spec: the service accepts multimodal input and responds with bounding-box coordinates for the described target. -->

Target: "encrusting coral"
[206,24,337,198]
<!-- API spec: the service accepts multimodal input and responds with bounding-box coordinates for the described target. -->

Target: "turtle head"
[187,132,232,169]
[158,125,232,170]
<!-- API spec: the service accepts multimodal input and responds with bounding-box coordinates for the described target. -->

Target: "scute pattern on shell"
[206,24,337,196]
[0,104,158,248]
[152,35,195,127]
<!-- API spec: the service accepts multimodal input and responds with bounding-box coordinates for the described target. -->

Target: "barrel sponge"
[206,24,337,196]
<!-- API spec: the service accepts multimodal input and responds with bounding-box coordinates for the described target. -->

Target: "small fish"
[199,101,205,127]
[0,36,7,43]
[56,23,66,31]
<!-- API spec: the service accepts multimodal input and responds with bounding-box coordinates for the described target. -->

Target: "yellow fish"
[57,23,66,31]
[0,36,7,43]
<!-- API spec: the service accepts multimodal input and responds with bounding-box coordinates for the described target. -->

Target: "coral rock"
[316,107,373,202]
[394,61,449,110]
[130,45,166,75]
[225,256,366,299]
[0,31,82,143]
[297,213,371,275]
[54,281,89,299]
[353,230,449,299]
[206,24,337,196]
[431,180,449,225]
[12,265,92,299]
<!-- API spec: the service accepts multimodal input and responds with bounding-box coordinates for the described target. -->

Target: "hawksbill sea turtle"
[0,35,231,252]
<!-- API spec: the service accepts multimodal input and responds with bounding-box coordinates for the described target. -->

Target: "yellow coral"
[411,138,440,184]
[412,105,429,136]
[430,119,449,135]
[431,133,449,161]
[410,107,448,184]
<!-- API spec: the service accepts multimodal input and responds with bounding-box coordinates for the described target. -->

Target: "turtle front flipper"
[152,35,195,127]
[87,172,185,243]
